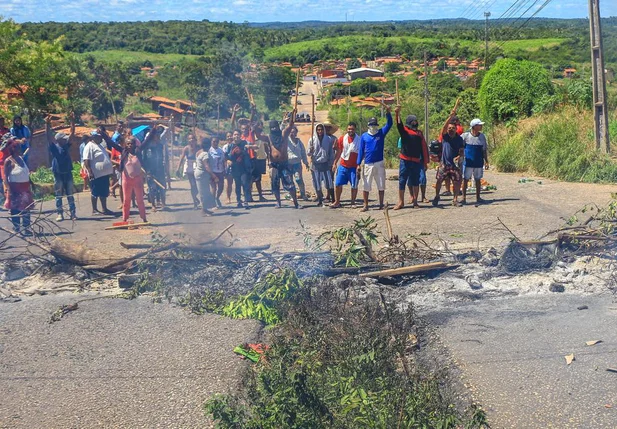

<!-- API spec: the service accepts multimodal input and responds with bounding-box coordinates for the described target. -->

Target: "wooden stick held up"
[395,79,400,106]
[294,70,300,110]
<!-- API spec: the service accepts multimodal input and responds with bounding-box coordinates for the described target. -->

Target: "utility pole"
[484,12,491,70]
[589,0,610,153]
[423,51,430,141]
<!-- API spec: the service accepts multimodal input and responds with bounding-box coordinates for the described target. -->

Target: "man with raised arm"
[394,106,429,210]
[357,107,392,212]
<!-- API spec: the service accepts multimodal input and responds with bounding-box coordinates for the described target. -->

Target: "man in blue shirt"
[357,107,392,212]
[461,118,489,204]
[46,117,76,221]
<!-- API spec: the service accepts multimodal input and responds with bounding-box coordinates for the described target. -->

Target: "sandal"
[329,203,342,209]
[393,203,404,211]
[360,206,369,212]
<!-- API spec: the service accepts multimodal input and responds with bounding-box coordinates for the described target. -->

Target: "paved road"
[425,293,617,428]
[0,294,260,428]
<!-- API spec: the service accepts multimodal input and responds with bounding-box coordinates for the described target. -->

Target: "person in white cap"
[461,118,489,204]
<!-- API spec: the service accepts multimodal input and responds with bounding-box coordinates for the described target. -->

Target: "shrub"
[478,59,554,122]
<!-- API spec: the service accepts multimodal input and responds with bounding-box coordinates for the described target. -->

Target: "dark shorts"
[91,175,110,198]
[419,166,427,186]
[436,165,461,183]
[252,159,267,181]
[271,163,296,193]
[399,159,422,189]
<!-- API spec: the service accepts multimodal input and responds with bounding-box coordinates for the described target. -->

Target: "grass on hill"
[263,35,567,62]
[79,50,199,65]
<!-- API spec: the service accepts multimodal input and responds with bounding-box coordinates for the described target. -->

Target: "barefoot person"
[176,133,200,209]
[433,113,464,207]
[119,136,147,224]
[331,122,360,209]
[269,115,301,209]
[461,118,489,205]
[2,138,34,235]
[357,108,392,212]
[394,107,428,210]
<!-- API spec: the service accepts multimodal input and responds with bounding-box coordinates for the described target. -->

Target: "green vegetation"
[30,163,84,185]
[205,271,488,428]
[264,35,569,64]
[492,108,617,183]
[479,58,554,122]
[222,270,303,325]
[79,50,198,65]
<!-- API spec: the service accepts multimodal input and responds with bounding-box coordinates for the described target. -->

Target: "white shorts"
[362,160,386,192]
[464,166,484,181]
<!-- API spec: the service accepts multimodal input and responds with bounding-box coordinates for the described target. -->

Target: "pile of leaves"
[205,276,488,429]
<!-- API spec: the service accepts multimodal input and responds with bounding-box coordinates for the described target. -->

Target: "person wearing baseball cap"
[394,107,429,210]
[45,117,77,221]
[357,108,393,212]
[461,118,489,204]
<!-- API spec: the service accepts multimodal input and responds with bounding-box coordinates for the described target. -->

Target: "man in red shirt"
[394,106,429,209]
[330,122,360,208]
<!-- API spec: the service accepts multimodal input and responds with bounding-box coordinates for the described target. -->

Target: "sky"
[0,0,615,23]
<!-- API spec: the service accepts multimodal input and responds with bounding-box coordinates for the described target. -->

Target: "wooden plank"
[359,262,453,278]
[105,222,151,231]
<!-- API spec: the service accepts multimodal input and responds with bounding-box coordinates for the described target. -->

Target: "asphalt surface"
[0,294,260,428]
[425,293,617,428]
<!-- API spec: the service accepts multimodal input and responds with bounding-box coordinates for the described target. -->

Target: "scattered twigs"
[181,244,270,254]
[497,217,520,241]
[199,223,234,245]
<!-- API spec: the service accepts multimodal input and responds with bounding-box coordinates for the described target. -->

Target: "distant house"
[148,96,177,111]
[347,68,384,81]
[564,68,577,78]
[158,103,184,125]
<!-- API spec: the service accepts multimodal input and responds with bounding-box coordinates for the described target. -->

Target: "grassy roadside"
[491,108,617,183]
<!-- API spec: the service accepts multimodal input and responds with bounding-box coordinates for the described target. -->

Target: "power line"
[487,0,556,62]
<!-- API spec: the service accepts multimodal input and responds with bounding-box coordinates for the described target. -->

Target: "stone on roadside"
[549,282,565,293]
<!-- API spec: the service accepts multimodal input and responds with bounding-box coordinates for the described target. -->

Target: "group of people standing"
[1,100,489,237]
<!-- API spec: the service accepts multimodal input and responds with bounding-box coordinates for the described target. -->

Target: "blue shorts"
[419,166,427,186]
[399,159,422,189]
[335,165,358,189]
